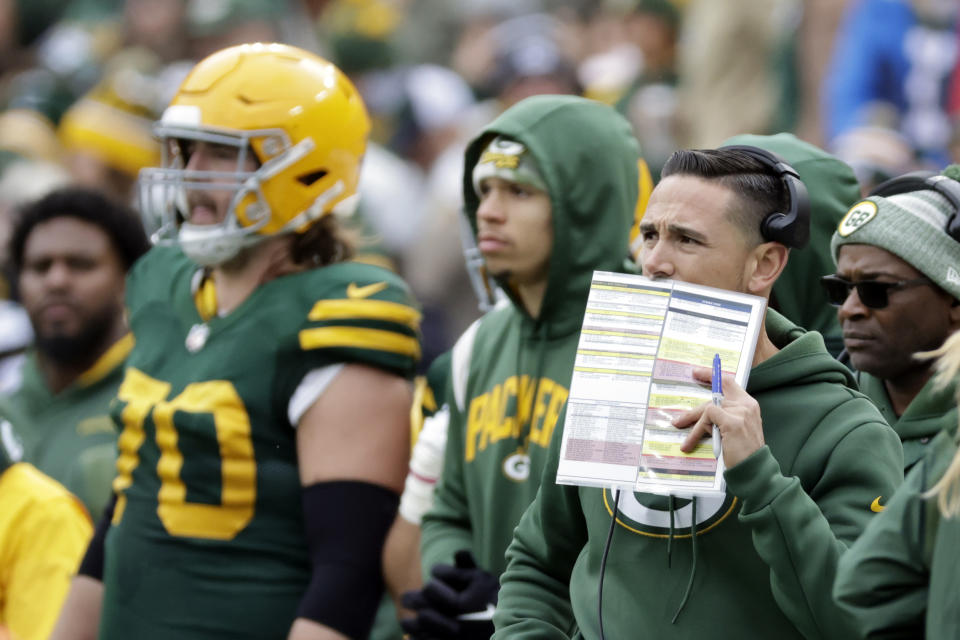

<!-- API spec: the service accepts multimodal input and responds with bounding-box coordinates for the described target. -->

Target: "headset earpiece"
[723,145,811,249]
[869,171,960,243]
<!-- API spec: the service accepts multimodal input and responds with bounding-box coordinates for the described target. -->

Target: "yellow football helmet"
[60,95,161,178]
[139,43,371,265]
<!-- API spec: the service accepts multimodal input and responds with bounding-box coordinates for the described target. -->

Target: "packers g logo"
[478,151,520,169]
[478,139,527,169]
[503,452,531,481]
[603,489,738,537]
[837,200,878,237]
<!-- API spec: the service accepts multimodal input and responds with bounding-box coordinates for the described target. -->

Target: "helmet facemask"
[139,121,343,266]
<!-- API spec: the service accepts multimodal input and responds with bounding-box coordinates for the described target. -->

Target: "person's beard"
[34,302,120,368]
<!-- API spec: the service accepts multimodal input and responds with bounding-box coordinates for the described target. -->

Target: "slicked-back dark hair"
[9,186,151,274]
[661,148,789,246]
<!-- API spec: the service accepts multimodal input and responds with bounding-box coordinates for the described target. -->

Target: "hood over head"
[750,309,859,395]
[463,94,640,337]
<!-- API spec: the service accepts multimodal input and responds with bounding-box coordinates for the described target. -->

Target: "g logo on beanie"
[831,187,960,301]
[837,200,878,237]
[472,136,547,196]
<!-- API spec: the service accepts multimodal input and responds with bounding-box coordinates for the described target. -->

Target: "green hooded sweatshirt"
[493,310,904,639]
[834,425,960,639]
[722,133,861,357]
[857,371,957,471]
[419,95,640,578]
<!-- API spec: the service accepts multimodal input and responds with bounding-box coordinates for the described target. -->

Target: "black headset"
[869,171,960,242]
[723,145,811,249]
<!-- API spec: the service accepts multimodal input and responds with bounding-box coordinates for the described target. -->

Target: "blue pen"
[712,354,723,460]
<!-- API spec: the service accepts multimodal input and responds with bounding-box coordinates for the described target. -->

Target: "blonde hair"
[922,331,960,517]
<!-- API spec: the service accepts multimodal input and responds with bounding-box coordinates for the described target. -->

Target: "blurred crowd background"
[0,0,956,370]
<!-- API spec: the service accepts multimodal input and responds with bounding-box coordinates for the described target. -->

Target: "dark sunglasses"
[820,274,933,309]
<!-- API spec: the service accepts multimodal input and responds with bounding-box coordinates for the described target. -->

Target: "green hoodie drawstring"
[534,332,548,390]
[672,497,698,624]
[527,334,548,446]
[515,320,549,455]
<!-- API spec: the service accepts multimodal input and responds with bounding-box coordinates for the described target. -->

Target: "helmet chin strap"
[179,218,268,266]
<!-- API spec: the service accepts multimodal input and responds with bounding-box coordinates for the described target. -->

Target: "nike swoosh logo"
[346,281,388,299]
[870,496,885,512]
[457,602,496,621]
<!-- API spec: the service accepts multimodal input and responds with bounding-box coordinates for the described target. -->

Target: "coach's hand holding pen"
[673,358,766,468]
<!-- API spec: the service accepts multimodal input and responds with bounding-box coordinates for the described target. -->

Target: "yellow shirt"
[0,463,92,640]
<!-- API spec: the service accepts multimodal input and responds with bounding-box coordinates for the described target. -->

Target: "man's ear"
[745,242,789,296]
[948,296,960,330]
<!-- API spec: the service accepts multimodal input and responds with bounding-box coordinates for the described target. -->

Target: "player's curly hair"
[9,186,150,274]
[921,330,960,516]
[290,213,357,267]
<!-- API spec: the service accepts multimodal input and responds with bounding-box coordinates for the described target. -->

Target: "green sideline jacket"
[493,311,903,640]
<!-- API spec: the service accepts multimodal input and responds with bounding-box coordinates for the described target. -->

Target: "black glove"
[400,550,499,640]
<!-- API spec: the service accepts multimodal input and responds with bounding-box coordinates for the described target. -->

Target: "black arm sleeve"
[77,492,117,581]
[296,480,399,639]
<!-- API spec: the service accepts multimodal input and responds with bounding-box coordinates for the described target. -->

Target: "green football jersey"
[0,336,130,521]
[99,247,420,640]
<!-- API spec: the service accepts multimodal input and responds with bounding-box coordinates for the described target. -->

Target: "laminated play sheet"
[556,271,765,498]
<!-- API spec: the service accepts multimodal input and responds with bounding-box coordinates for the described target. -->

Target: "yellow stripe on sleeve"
[308,299,422,331]
[298,326,421,359]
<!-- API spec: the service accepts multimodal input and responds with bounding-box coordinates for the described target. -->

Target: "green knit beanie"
[472,136,547,196]
[831,167,960,300]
